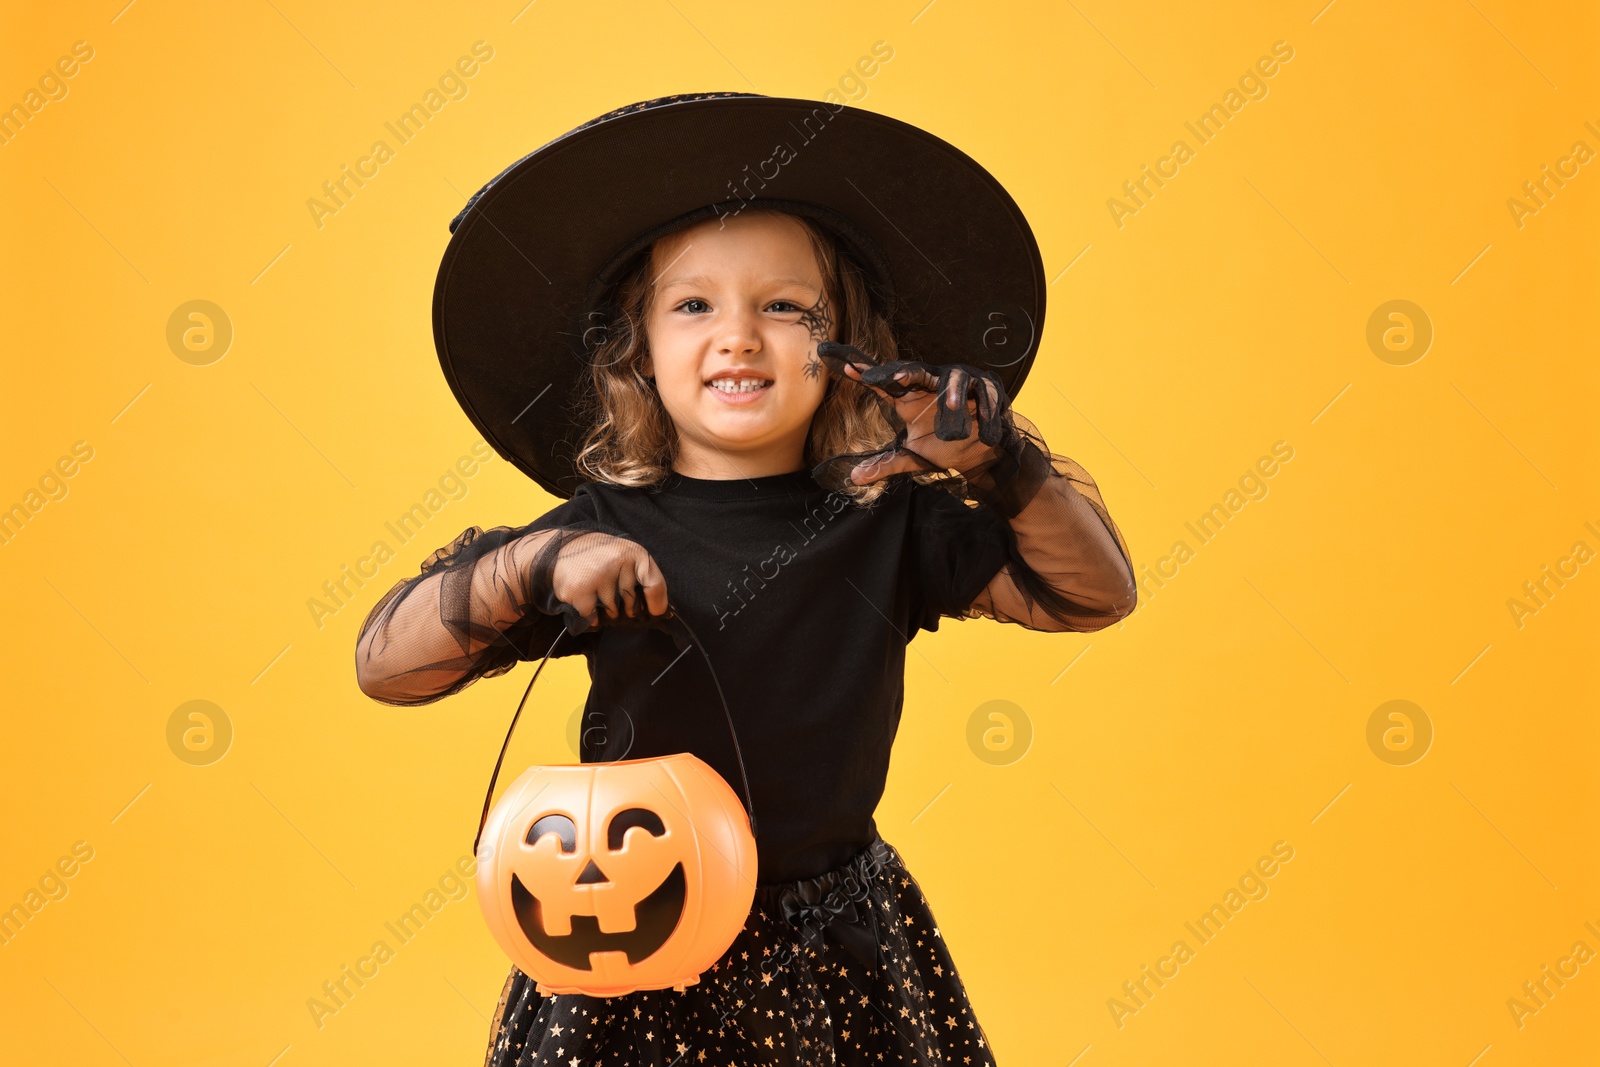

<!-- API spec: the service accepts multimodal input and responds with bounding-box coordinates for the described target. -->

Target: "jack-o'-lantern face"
[510,807,686,968]
[476,752,757,997]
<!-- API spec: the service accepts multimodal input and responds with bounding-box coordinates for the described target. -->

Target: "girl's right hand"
[542,529,671,631]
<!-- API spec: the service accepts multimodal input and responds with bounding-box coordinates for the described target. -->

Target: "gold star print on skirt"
[483,835,996,1067]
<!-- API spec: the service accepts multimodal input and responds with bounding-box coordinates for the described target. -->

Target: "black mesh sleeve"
[895,410,1136,634]
[353,493,603,707]
[953,412,1137,632]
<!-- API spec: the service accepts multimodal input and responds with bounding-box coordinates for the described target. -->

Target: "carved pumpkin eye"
[568,808,670,886]
[526,814,577,852]
[607,807,665,849]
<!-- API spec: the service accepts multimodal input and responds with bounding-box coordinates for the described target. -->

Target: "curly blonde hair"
[571,209,903,506]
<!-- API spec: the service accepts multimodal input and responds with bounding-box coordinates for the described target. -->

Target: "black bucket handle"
[473,604,756,856]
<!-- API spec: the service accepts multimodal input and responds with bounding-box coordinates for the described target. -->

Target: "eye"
[607,807,667,850]
[526,814,578,852]
[674,298,710,314]
[767,300,803,313]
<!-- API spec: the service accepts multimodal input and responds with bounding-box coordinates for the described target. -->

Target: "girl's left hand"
[817,340,1011,485]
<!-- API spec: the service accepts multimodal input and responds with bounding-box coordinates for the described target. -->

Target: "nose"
[715,305,762,356]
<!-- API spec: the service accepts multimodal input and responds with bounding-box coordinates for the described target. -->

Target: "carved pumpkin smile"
[476,754,758,996]
[508,808,687,970]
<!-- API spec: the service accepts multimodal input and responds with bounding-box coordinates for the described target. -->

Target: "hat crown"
[450,92,766,235]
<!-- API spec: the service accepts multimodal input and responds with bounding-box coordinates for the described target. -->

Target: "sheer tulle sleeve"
[921,412,1138,633]
[353,495,602,707]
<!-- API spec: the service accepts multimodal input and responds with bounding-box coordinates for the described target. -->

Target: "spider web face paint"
[797,293,834,381]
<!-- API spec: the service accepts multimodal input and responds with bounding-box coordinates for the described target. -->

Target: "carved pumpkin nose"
[576,860,608,884]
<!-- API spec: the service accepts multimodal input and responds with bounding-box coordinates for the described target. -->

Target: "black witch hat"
[433,91,1046,500]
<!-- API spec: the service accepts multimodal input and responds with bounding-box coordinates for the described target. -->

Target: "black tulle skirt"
[483,834,997,1066]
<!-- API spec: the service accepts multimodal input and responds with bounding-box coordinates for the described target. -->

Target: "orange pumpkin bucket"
[472,609,759,997]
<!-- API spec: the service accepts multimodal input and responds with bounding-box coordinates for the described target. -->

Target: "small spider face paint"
[798,293,834,382]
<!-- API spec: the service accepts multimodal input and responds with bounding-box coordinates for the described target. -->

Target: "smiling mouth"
[705,379,774,394]
[510,863,686,969]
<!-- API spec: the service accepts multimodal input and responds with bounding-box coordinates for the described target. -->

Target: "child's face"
[642,212,835,479]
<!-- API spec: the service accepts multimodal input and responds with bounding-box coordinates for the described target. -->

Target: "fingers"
[934,366,973,442]
[851,453,901,484]
[817,351,1009,439]
[849,450,896,485]
[816,341,876,382]
[860,360,936,398]
[846,358,978,442]
[921,364,1009,445]
[552,535,674,631]
[599,544,671,626]
[818,349,968,428]
[635,552,670,617]
[616,582,640,619]
[593,581,619,625]
[888,363,943,394]
[818,343,936,406]
[849,443,946,484]
[974,375,1005,447]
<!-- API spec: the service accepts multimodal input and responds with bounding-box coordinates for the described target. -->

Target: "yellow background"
[3,1,1596,1064]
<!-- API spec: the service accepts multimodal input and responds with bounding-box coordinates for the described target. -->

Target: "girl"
[355,93,1135,1066]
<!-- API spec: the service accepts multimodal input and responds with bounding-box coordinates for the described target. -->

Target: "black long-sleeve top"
[355,453,1135,884]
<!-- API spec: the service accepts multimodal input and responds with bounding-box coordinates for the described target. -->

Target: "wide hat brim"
[433,92,1046,500]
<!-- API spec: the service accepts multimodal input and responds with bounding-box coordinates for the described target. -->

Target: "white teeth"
[708,379,772,393]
